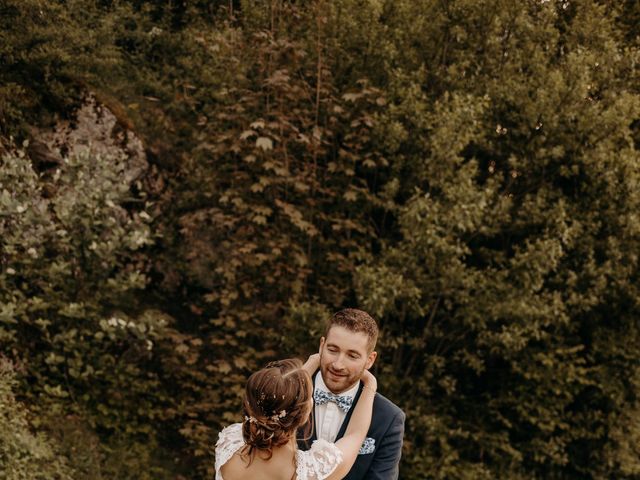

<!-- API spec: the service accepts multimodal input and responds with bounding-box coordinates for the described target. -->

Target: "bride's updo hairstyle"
[241,358,313,462]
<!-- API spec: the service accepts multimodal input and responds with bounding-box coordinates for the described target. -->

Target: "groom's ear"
[365,351,377,370]
[319,337,325,353]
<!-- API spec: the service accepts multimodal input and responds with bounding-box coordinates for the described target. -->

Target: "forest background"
[1,0,640,478]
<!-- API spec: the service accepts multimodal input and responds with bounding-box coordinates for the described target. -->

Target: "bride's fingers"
[303,353,320,373]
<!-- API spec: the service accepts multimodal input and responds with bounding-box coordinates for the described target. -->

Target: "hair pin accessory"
[271,409,286,420]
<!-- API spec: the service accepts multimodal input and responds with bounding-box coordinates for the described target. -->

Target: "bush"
[0,143,177,477]
[0,358,73,479]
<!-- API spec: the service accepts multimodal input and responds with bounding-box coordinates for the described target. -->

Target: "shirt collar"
[315,371,360,400]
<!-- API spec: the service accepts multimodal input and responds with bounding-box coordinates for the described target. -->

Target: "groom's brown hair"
[326,308,378,352]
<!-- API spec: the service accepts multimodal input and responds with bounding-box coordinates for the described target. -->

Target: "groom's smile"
[327,368,348,382]
[319,325,377,394]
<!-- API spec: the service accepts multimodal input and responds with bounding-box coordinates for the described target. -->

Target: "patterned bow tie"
[313,389,353,412]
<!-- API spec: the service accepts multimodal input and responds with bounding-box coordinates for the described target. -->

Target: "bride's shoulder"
[295,439,343,480]
[215,423,245,478]
[217,422,243,440]
[216,422,244,450]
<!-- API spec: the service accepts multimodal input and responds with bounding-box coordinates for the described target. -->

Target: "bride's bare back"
[220,445,296,480]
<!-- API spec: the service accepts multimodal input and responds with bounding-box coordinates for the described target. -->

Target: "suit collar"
[335,382,365,441]
[309,370,318,443]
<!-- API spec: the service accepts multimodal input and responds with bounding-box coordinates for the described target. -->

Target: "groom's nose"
[332,356,346,371]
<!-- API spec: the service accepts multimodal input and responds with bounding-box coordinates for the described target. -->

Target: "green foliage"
[353,1,640,478]
[0,144,177,476]
[1,0,639,479]
[0,0,123,135]
[0,359,73,479]
[128,7,391,475]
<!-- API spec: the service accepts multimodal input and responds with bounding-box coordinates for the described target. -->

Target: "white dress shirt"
[314,371,360,442]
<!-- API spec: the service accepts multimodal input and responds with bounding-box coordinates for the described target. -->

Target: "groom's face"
[319,325,376,394]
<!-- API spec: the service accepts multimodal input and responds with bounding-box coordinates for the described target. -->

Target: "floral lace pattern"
[214,423,343,480]
[295,439,343,480]
[215,423,245,480]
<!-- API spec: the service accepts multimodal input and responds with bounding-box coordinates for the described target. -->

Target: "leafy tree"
[0,359,73,479]
[1,0,639,478]
[0,142,178,478]
[126,4,391,475]
[354,1,640,478]
[0,0,125,136]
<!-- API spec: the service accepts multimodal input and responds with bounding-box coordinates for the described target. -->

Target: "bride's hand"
[303,353,320,375]
[361,369,377,393]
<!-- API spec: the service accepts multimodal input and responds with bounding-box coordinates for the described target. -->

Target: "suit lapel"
[310,371,318,443]
[335,383,364,441]
[299,370,319,449]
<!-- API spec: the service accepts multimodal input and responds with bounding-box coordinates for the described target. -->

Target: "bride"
[215,354,377,480]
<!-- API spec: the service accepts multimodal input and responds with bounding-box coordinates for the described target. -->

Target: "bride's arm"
[325,369,377,480]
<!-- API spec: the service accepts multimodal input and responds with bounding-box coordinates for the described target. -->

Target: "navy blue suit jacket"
[298,374,405,480]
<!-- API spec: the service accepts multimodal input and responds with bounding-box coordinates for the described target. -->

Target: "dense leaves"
[1,0,639,478]
[0,360,73,479]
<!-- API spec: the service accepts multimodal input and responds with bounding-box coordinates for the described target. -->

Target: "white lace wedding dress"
[215,423,343,480]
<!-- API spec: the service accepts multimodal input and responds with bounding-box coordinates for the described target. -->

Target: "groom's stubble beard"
[319,350,367,395]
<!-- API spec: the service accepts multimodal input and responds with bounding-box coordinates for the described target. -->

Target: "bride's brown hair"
[241,358,313,463]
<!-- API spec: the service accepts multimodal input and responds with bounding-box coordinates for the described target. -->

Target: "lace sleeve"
[296,439,344,480]
[214,423,245,480]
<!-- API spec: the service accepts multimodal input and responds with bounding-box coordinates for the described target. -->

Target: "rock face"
[29,94,148,184]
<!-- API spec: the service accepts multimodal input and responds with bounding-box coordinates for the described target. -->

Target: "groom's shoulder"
[373,391,404,421]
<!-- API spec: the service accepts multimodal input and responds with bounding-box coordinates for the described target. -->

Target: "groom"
[298,309,405,479]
